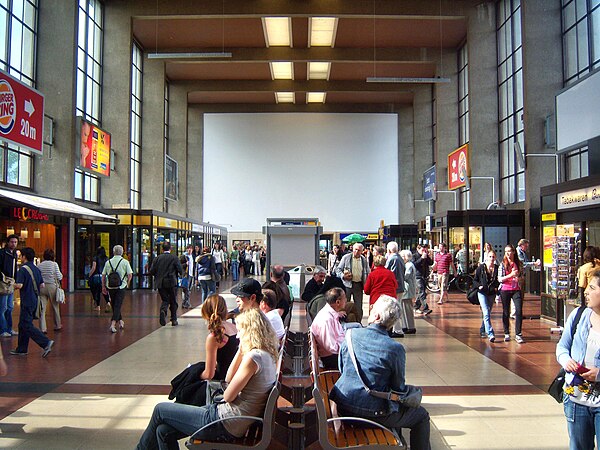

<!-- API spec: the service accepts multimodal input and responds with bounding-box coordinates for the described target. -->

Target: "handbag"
[56,279,65,304]
[346,330,422,408]
[548,305,586,403]
[467,286,480,305]
[0,272,15,295]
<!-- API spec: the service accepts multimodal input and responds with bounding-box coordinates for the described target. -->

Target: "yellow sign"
[542,213,557,221]
[80,119,111,177]
[367,234,379,240]
[99,232,110,253]
[556,224,574,237]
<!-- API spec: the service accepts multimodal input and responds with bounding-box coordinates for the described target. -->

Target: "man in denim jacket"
[330,295,431,449]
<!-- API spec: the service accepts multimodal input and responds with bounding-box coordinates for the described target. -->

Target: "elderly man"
[336,243,370,315]
[310,287,358,370]
[385,241,406,338]
[330,295,431,449]
[301,266,327,302]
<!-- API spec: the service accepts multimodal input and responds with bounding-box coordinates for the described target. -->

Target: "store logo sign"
[557,186,600,210]
[12,207,49,221]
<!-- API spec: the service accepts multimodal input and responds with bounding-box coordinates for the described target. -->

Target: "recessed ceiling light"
[270,61,293,80]
[275,92,295,103]
[307,92,326,103]
[309,17,337,47]
[308,62,330,80]
[366,77,451,83]
[264,17,291,47]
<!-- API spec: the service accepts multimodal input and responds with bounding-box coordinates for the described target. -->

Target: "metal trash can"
[287,265,315,300]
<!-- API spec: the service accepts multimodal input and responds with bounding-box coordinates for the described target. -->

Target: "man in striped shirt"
[433,243,455,305]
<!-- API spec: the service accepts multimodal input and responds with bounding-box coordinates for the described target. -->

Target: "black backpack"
[107,259,124,288]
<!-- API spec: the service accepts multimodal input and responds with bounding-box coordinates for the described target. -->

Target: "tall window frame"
[458,43,469,146]
[0,0,37,189]
[562,0,600,86]
[497,0,525,205]
[74,0,103,203]
[130,42,142,209]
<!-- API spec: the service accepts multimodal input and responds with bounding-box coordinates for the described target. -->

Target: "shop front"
[75,210,227,290]
[539,174,600,326]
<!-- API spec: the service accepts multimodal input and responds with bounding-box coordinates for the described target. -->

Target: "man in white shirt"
[260,289,285,340]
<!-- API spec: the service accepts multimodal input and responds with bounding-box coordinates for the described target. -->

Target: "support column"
[187,106,204,223]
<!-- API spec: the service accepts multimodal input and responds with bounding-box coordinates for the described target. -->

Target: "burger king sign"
[0,69,44,155]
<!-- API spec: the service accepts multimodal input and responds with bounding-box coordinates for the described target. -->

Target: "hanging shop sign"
[78,118,111,177]
[423,165,436,201]
[11,206,49,222]
[0,69,45,155]
[557,185,600,210]
[448,144,469,190]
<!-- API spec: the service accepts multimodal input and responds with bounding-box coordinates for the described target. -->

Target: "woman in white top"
[37,249,63,333]
[136,307,278,449]
[252,246,261,276]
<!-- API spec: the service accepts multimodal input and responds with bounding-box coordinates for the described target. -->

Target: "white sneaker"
[515,335,524,344]
[119,320,125,329]
[0,332,11,337]
[504,334,511,342]
[109,326,117,333]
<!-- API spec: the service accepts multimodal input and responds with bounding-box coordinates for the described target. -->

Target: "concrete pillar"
[167,84,188,217]
[35,2,77,199]
[187,107,204,222]
[140,58,166,211]
[412,85,433,221]
[398,105,415,224]
[466,2,500,209]
[102,4,133,207]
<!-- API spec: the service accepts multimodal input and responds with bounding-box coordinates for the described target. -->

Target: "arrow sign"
[0,69,44,155]
[24,99,35,117]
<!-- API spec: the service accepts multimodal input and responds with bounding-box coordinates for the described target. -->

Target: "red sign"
[0,69,44,155]
[448,144,469,190]
[11,207,49,222]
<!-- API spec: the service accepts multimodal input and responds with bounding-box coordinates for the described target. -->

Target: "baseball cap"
[231,278,262,298]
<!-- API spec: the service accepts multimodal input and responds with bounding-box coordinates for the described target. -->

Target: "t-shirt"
[102,256,133,290]
[266,309,285,339]
[218,349,277,437]
[570,328,600,407]
[16,262,44,309]
[435,252,453,274]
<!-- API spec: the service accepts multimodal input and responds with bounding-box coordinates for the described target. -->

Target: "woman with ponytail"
[200,295,239,381]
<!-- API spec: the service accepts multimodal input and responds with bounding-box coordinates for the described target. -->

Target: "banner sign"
[165,155,178,201]
[423,165,436,201]
[0,69,44,155]
[11,206,49,222]
[448,144,469,190]
[557,185,600,210]
[79,118,111,177]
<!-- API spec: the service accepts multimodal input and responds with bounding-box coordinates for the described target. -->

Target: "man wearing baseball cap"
[230,278,263,312]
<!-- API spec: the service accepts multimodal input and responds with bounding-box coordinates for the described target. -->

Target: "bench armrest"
[326,417,401,443]
[189,416,263,441]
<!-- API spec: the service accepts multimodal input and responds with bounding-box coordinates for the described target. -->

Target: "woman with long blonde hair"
[137,308,278,449]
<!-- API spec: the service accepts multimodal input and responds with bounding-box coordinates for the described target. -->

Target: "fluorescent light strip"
[264,17,291,47]
[275,92,295,103]
[309,17,337,47]
[270,61,293,80]
[308,62,330,80]
[307,92,326,103]
[366,77,451,83]
[147,52,232,59]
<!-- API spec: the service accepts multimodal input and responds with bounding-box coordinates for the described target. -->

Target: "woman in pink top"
[498,244,524,344]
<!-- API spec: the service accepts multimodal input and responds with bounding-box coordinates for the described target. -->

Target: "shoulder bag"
[346,329,422,408]
[23,265,42,319]
[0,254,16,295]
[548,306,586,403]
[55,264,65,304]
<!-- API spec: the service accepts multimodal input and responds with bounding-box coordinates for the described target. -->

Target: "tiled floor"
[0,279,570,449]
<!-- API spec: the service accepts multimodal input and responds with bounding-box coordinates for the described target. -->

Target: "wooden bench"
[308,333,405,450]
[186,332,286,449]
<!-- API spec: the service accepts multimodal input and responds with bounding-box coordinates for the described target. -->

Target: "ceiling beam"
[179,80,415,92]
[188,103,409,113]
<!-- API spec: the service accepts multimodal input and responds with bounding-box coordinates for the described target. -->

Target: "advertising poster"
[448,144,469,190]
[165,155,178,201]
[423,165,436,201]
[79,118,111,177]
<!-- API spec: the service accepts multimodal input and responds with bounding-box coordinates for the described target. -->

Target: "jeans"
[338,403,431,450]
[230,261,239,281]
[90,275,110,307]
[200,280,216,303]
[500,290,523,336]
[16,303,50,353]
[478,291,495,338]
[107,288,125,322]
[136,402,233,450]
[564,396,600,450]
[415,278,428,311]
[0,293,12,333]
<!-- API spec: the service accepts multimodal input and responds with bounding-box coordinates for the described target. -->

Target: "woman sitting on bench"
[136,308,279,449]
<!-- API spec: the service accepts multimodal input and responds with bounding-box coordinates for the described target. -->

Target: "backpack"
[107,258,124,288]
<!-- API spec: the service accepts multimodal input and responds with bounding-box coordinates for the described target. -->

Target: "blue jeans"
[414,277,428,311]
[231,261,239,281]
[200,280,216,303]
[136,402,233,450]
[0,293,14,333]
[564,396,600,450]
[478,292,495,338]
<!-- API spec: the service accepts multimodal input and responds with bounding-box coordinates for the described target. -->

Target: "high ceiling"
[131,1,469,111]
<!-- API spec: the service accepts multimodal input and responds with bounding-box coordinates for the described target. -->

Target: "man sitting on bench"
[329,295,431,450]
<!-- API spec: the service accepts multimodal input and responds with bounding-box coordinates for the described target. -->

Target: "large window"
[130,43,142,209]
[565,145,589,180]
[458,43,469,146]
[562,0,600,86]
[0,0,37,189]
[497,0,525,205]
[74,0,103,202]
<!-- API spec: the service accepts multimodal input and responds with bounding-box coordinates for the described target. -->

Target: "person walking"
[433,243,456,305]
[37,249,63,333]
[413,244,434,315]
[473,250,499,342]
[230,245,240,282]
[0,234,19,338]
[400,249,417,334]
[10,248,53,357]
[498,244,524,343]
[196,246,218,304]
[88,246,111,313]
[150,242,183,327]
[102,245,133,333]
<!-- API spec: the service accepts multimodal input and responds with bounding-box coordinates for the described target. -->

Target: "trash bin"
[287,264,315,300]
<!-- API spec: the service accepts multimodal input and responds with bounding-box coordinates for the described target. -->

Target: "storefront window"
[469,227,482,266]
[448,227,467,273]
[140,228,151,288]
